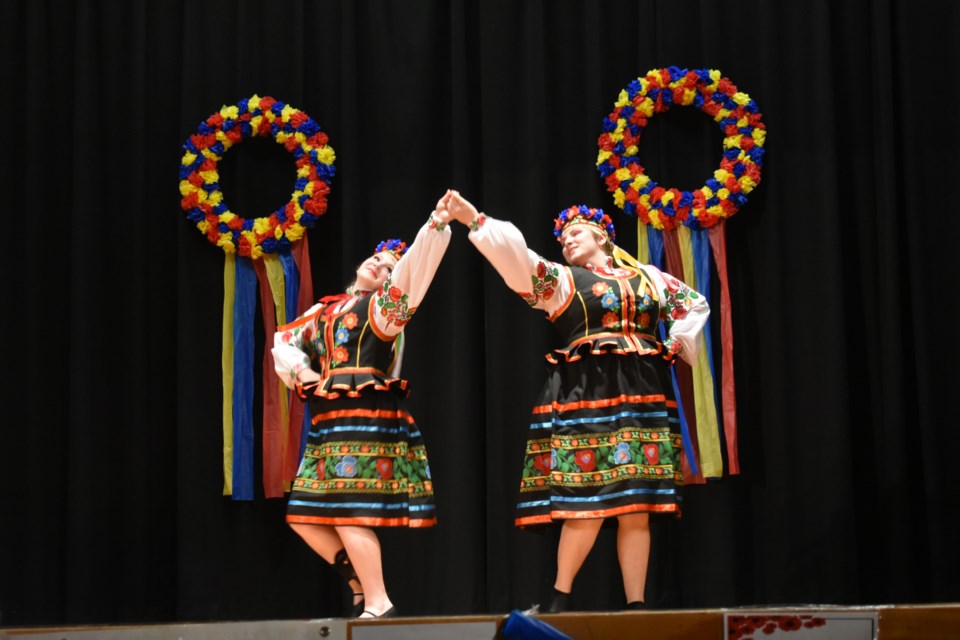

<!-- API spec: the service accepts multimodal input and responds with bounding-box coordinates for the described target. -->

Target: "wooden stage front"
[3,604,959,639]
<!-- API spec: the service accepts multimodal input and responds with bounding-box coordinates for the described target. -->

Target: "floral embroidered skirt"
[286,386,436,528]
[515,351,683,527]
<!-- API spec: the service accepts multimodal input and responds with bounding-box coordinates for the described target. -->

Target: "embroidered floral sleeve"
[468,215,573,315]
[375,278,415,329]
[521,258,565,308]
[272,302,323,389]
[370,213,452,337]
[647,266,710,366]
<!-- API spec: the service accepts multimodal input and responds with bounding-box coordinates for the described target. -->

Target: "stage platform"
[3,604,959,640]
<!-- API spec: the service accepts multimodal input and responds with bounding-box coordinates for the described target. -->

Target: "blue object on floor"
[500,609,573,640]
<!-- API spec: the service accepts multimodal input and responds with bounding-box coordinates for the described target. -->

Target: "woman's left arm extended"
[370,212,452,337]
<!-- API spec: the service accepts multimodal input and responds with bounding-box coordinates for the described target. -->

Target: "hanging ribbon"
[662,229,711,482]
[636,219,650,265]
[218,237,316,500]
[291,236,315,474]
[253,257,287,499]
[708,222,740,474]
[647,223,664,272]
[278,245,302,488]
[231,256,257,500]
[264,256,291,490]
[677,227,722,478]
[222,255,236,496]
[645,225,701,481]
[691,229,718,401]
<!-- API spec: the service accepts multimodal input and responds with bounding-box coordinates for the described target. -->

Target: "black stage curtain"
[2,0,959,627]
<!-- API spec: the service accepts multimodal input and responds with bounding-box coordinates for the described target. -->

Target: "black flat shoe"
[625,601,647,610]
[545,589,569,613]
[359,606,397,618]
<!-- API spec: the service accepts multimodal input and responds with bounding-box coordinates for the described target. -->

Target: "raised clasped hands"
[435,189,480,227]
[434,189,454,224]
[446,190,479,226]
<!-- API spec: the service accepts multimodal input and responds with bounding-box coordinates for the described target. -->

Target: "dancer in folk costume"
[273,193,453,618]
[446,191,708,610]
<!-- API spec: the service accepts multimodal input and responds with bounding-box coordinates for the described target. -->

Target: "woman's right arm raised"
[447,191,572,314]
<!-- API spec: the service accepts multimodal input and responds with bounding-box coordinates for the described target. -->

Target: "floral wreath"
[179,94,336,258]
[553,205,617,243]
[596,67,765,230]
[374,238,409,260]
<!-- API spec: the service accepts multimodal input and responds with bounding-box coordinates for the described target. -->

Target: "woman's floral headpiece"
[375,238,408,260]
[553,205,617,243]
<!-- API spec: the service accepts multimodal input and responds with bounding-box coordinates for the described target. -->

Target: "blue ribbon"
[691,229,720,417]
[647,225,664,270]
[232,257,257,500]
[278,252,300,332]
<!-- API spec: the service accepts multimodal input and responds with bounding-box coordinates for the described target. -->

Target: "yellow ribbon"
[636,219,650,265]
[678,226,723,477]
[612,243,645,272]
[613,244,657,304]
[222,254,236,496]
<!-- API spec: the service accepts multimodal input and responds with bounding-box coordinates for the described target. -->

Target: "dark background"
[2,0,959,627]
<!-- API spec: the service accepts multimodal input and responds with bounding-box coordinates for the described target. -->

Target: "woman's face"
[561,225,607,267]
[354,252,397,292]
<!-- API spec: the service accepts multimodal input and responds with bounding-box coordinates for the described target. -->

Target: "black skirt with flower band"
[286,374,436,528]
[515,348,682,526]
[515,267,683,527]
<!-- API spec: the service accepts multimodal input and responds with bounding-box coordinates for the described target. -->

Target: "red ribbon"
[708,223,739,474]
[285,236,315,485]
[253,259,284,498]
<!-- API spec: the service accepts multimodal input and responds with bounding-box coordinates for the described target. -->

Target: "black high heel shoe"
[350,593,365,618]
[359,605,397,618]
[332,549,365,618]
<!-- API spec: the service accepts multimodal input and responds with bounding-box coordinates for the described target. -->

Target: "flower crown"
[374,238,408,260]
[553,205,617,243]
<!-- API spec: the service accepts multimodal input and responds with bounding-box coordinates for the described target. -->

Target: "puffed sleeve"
[466,214,573,316]
[369,212,452,337]
[646,265,710,366]
[272,302,323,388]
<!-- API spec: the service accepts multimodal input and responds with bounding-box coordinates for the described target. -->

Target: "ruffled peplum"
[298,367,409,400]
[545,332,663,364]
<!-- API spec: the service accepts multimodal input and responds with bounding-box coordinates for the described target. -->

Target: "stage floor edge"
[3,603,959,640]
